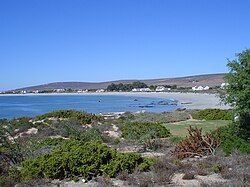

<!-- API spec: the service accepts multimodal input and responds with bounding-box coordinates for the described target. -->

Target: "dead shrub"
[172,126,220,159]
[182,173,195,180]
[197,169,208,176]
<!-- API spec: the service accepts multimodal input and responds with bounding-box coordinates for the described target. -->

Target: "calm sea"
[0,95,179,119]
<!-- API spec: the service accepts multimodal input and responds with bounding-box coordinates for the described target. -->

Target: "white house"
[192,86,209,91]
[132,88,138,92]
[77,89,88,93]
[140,88,151,92]
[132,88,151,92]
[221,83,229,89]
[21,90,27,94]
[96,89,105,93]
[203,86,210,90]
[155,86,165,92]
[54,89,65,93]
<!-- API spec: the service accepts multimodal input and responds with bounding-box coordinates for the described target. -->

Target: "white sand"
[0,92,230,110]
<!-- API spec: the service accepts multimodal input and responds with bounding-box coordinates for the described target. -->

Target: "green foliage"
[101,153,153,177]
[121,111,190,124]
[35,110,100,124]
[20,141,152,181]
[214,124,250,155]
[192,109,233,120]
[10,117,33,126]
[107,81,148,91]
[121,122,171,141]
[0,166,21,187]
[212,164,222,173]
[0,121,24,164]
[80,128,103,142]
[32,138,66,150]
[222,49,250,132]
[169,136,184,144]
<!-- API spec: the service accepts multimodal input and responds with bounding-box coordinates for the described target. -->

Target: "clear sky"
[0,0,249,90]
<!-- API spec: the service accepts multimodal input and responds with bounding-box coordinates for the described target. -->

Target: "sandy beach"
[0,92,230,110]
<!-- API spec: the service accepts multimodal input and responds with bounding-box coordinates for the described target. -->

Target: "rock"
[176,108,186,111]
[157,100,169,105]
[141,152,165,158]
[117,145,145,153]
[81,179,86,183]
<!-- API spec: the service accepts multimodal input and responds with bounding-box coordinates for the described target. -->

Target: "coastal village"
[0,82,228,95]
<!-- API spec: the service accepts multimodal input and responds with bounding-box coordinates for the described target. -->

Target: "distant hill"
[13,73,226,91]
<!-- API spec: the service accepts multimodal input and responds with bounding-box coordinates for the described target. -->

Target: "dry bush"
[172,126,220,159]
[182,173,195,180]
[120,158,178,186]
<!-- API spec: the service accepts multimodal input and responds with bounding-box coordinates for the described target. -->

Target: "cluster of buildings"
[155,86,171,92]
[131,88,152,92]
[1,83,229,95]
[131,86,171,92]
[191,83,229,91]
[191,86,210,91]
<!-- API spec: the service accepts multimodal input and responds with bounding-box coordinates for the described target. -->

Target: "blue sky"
[0,0,249,90]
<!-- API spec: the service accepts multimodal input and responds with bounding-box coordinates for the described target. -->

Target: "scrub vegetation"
[0,50,249,187]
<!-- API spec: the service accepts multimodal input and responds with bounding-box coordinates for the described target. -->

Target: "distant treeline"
[107,81,148,91]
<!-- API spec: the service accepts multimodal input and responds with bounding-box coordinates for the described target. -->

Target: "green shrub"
[121,122,171,141]
[101,153,153,177]
[193,109,233,120]
[80,128,103,142]
[10,118,34,129]
[169,136,184,144]
[32,138,66,150]
[0,167,21,187]
[35,110,100,124]
[212,164,222,173]
[214,124,250,155]
[21,140,152,181]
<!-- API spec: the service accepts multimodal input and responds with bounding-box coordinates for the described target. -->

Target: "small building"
[54,89,65,93]
[155,86,166,92]
[33,90,39,94]
[192,86,209,91]
[221,83,229,89]
[131,88,151,92]
[140,88,151,92]
[96,89,105,93]
[77,89,88,93]
[132,88,139,92]
[203,86,210,90]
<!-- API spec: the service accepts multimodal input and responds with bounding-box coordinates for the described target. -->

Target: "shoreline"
[0,92,230,110]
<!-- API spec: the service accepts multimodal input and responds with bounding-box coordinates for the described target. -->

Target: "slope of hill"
[14,73,226,91]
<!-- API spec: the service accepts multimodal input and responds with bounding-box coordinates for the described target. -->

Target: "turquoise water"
[0,95,179,119]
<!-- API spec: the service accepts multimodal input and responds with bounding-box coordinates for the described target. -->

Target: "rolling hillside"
[14,73,226,91]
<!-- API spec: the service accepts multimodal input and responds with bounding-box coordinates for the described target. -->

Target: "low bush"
[169,136,184,144]
[193,109,233,120]
[214,124,250,155]
[79,128,103,142]
[32,138,66,150]
[121,122,171,141]
[123,111,190,123]
[21,140,153,181]
[35,110,100,124]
